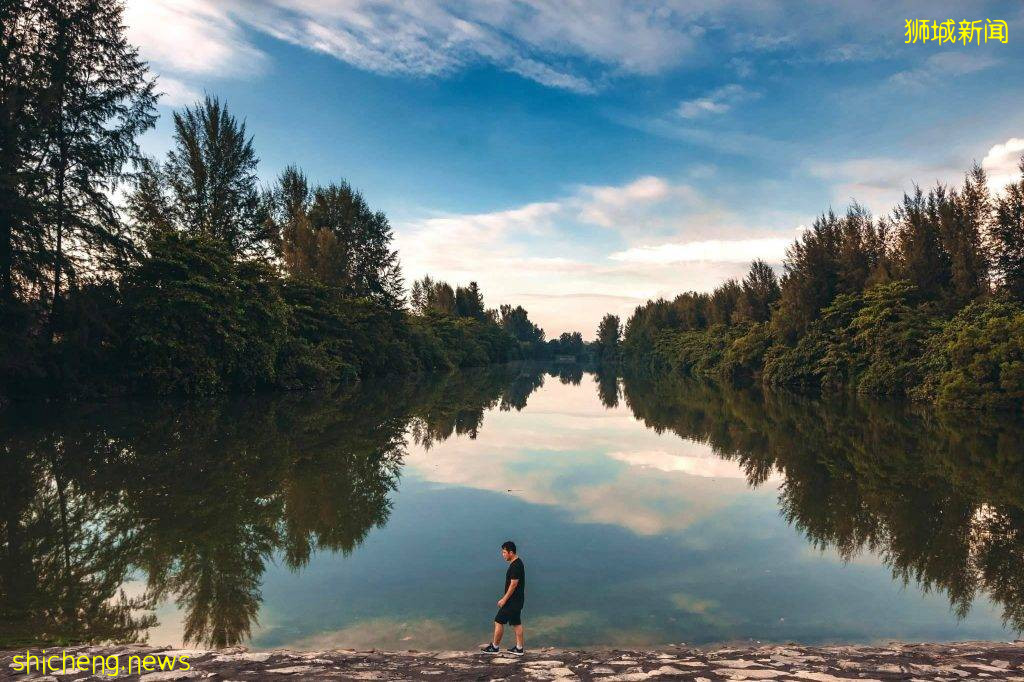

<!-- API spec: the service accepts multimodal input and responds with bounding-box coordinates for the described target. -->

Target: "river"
[1,365,1022,650]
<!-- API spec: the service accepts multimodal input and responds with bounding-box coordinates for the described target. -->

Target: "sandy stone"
[138,671,203,681]
[716,659,769,668]
[789,672,882,682]
[214,652,272,663]
[966,663,1016,673]
[267,665,321,674]
[714,668,785,679]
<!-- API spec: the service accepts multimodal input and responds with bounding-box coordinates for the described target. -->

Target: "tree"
[945,165,991,305]
[269,175,403,305]
[992,158,1024,300]
[595,313,621,363]
[556,331,584,357]
[774,211,843,338]
[132,96,263,257]
[708,279,741,326]
[499,304,544,345]
[35,0,156,329]
[0,0,46,303]
[454,281,485,319]
[734,260,781,323]
[409,275,430,313]
[892,186,952,302]
[267,165,313,275]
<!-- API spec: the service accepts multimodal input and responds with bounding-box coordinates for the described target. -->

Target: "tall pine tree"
[34,0,156,327]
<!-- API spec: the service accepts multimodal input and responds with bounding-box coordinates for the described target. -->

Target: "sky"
[122,0,1024,336]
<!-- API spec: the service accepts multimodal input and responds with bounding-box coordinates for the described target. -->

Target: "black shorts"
[494,604,522,626]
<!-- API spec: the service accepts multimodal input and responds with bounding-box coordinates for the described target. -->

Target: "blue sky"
[124,0,1024,335]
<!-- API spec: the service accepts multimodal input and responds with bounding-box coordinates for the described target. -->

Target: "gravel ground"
[3,640,1024,681]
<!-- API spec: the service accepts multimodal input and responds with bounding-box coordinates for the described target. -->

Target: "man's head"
[500,540,517,561]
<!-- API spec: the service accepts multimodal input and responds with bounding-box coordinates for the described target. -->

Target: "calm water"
[2,365,1023,650]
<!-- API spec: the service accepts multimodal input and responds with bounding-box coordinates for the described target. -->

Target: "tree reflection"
[621,371,1024,633]
[0,365,548,648]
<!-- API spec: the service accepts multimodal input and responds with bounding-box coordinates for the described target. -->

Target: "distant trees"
[595,313,621,363]
[617,160,1024,410]
[553,331,584,358]
[499,304,545,344]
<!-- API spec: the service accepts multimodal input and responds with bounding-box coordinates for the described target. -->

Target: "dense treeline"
[617,164,1024,410]
[0,0,584,402]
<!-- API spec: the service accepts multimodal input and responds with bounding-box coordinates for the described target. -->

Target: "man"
[481,540,526,656]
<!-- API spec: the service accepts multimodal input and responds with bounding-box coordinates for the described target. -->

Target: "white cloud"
[982,138,1024,193]
[609,237,794,265]
[807,156,964,215]
[405,379,770,536]
[124,0,266,78]
[888,52,999,90]
[677,84,757,119]
[395,174,802,335]
[154,76,200,107]
[575,176,692,228]
[608,449,780,480]
[122,1,914,96]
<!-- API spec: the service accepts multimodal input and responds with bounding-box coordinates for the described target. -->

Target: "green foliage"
[595,313,621,363]
[121,231,288,394]
[915,298,1024,410]
[847,281,939,395]
[718,321,773,382]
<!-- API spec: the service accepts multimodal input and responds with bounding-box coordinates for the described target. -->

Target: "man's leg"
[513,623,524,648]
[492,621,504,646]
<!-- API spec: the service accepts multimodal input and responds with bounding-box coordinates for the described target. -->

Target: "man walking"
[481,540,526,656]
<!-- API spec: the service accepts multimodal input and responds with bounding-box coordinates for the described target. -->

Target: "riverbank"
[4,641,1023,681]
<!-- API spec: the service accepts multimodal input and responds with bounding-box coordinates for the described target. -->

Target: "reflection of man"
[480,540,526,656]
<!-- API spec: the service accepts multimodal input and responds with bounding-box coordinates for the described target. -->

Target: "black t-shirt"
[505,557,525,609]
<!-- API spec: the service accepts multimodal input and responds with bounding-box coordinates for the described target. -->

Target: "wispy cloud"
[153,75,200,107]
[609,237,794,265]
[123,0,922,97]
[677,84,758,119]
[887,51,999,91]
[124,0,267,79]
[807,156,965,215]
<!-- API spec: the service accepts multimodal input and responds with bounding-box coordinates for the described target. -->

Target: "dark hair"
[501,540,517,554]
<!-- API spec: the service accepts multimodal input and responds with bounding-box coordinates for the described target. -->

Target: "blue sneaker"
[480,643,501,654]
[507,646,524,656]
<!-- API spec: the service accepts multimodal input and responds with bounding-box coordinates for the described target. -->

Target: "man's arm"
[498,579,519,607]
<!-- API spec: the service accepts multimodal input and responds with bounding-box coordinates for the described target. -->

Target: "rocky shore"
[4,641,1024,681]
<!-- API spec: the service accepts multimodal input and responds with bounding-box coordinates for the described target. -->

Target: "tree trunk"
[0,210,11,302]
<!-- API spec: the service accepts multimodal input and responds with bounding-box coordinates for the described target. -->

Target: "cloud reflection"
[405,379,777,535]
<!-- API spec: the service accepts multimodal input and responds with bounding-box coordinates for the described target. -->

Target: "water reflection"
[1,365,1022,649]
[0,367,540,648]
[621,371,1024,633]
